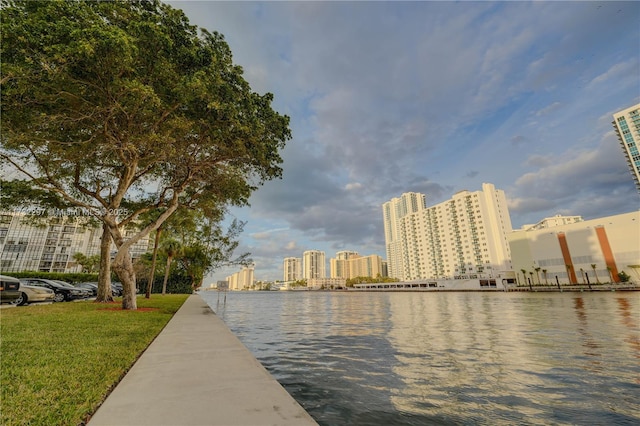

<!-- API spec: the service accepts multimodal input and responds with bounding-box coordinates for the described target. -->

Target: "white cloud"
[586,60,635,89]
[535,102,562,117]
[345,182,362,191]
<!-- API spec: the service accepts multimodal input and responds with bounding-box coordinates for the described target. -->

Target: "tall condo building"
[303,250,326,279]
[331,254,385,280]
[283,257,302,282]
[382,183,513,281]
[613,103,640,192]
[335,250,359,260]
[382,192,427,280]
[330,250,359,278]
[226,266,254,291]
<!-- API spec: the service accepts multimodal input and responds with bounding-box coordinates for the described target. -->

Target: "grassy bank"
[1,295,189,426]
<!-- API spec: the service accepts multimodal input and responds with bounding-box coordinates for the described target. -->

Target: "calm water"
[199,291,640,425]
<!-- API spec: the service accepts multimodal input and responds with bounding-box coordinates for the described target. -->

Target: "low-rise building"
[508,211,640,285]
[307,277,346,290]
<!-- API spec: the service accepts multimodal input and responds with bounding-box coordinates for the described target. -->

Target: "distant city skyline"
[164,1,640,284]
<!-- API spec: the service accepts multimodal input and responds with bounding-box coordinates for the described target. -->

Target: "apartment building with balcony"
[303,250,326,280]
[0,211,150,273]
[283,257,302,282]
[613,103,640,192]
[382,192,427,281]
[382,183,513,281]
[330,253,385,280]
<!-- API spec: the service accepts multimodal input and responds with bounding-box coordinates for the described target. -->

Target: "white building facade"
[303,250,326,280]
[613,103,640,192]
[522,214,583,231]
[0,211,149,273]
[508,211,640,285]
[283,257,302,282]
[382,192,427,280]
[383,183,513,281]
[226,266,255,291]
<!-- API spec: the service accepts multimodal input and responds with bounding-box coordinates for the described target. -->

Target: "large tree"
[1,1,291,309]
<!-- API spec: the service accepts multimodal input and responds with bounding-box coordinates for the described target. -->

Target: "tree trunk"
[146,227,162,299]
[162,255,172,295]
[95,223,114,303]
[113,247,137,310]
[105,202,180,309]
[107,216,137,310]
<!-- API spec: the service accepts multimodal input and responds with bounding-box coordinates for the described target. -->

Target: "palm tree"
[161,239,182,295]
[607,266,614,283]
[591,264,600,284]
[529,271,534,287]
[534,267,541,285]
[542,269,548,285]
[520,269,527,287]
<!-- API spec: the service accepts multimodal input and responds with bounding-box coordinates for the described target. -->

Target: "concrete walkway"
[89,294,317,426]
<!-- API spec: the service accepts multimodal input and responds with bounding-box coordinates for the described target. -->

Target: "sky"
[165,1,640,285]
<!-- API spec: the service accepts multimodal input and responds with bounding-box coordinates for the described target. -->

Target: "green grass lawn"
[1,295,189,426]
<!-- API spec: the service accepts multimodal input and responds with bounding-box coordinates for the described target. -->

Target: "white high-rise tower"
[382,192,427,280]
[283,257,302,282]
[303,250,326,280]
[382,184,513,281]
[613,104,640,192]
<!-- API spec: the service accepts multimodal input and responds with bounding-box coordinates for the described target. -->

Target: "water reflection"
[201,291,640,425]
[617,297,640,363]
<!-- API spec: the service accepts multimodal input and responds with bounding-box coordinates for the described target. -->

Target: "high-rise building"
[382,192,427,280]
[330,252,384,280]
[347,254,385,279]
[613,103,640,192]
[335,250,359,260]
[226,266,254,291]
[283,257,302,282]
[330,251,359,278]
[382,183,512,281]
[303,250,326,279]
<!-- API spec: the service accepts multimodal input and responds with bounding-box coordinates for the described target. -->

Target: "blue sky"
[166,1,640,284]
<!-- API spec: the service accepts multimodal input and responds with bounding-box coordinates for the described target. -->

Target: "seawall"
[89,294,317,425]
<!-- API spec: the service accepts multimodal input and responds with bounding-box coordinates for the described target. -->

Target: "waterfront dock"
[88,294,317,426]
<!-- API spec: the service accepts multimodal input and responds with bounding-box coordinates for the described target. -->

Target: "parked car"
[111,282,123,296]
[50,280,92,298]
[13,284,55,306]
[19,278,84,302]
[75,282,98,297]
[76,281,123,297]
[0,275,22,304]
